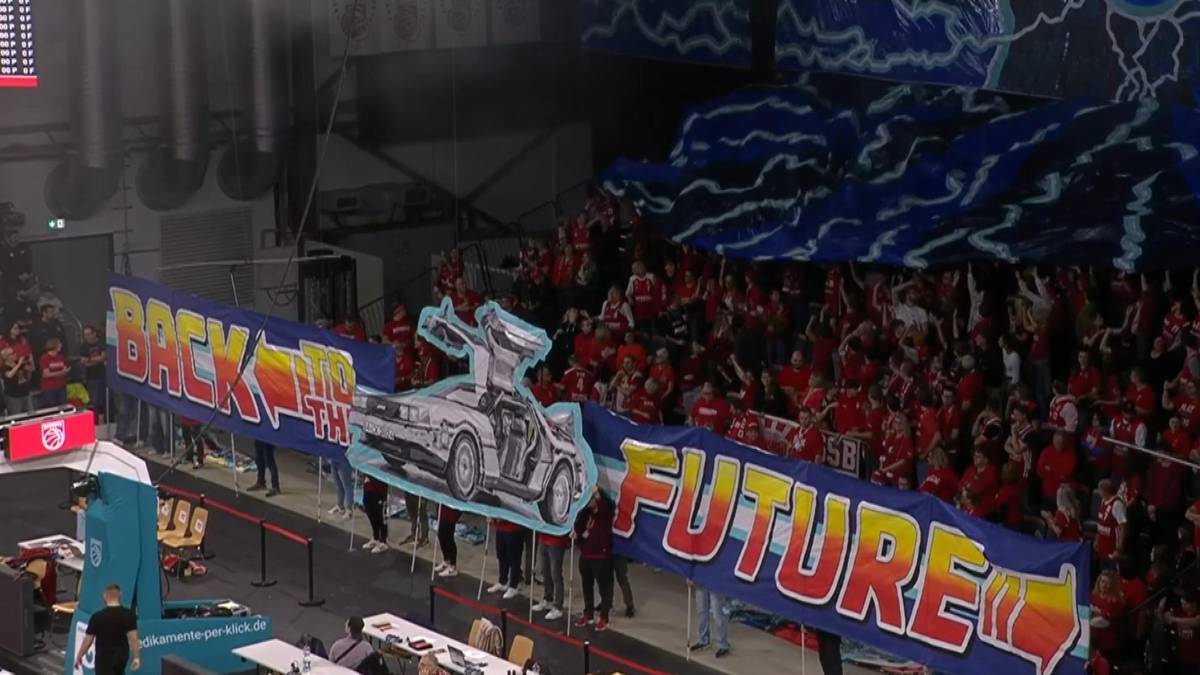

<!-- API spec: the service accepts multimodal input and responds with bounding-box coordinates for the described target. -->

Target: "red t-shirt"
[919,467,959,502]
[394,349,415,390]
[628,388,662,425]
[626,275,660,321]
[383,316,414,346]
[915,406,940,458]
[39,352,68,391]
[1053,511,1082,542]
[560,367,596,404]
[787,424,824,463]
[332,323,367,341]
[957,371,983,409]
[959,464,999,504]
[833,390,866,434]
[690,397,731,434]
[530,383,559,408]
[1036,444,1076,498]
[451,289,482,325]
[1126,382,1156,417]
[1068,366,1101,399]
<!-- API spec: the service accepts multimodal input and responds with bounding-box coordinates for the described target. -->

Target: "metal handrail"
[1102,436,1200,471]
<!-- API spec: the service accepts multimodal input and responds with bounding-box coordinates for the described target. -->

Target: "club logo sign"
[334,0,376,40]
[88,538,103,568]
[446,0,474,33]
[41,419,66,451]
[496,0,529,27]
[387,0,428,42]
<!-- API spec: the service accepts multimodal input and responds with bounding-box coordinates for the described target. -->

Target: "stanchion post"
[565,539,575,637]
[583,640,591,674]
[298,538,325,607]
[500,610,508,654]
[197,494,215,561]
[429,583,436,628]
[249,520,276,588]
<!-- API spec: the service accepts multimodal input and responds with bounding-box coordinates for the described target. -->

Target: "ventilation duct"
[137,0,210,212]
[44,0,122,220]
[218,0,288,201]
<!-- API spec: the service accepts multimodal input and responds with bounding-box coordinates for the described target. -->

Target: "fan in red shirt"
[599,287,634,338]
[450,277,482,326]
[529,367,559,408]
[935,388,962,456]
[394,345,416,391]
[646,349,675,401]
[628,379,664,425]
[786,408,824,463]
[956,355,983,413]
[1161,416,1193,459]
[689,382,731,434]
[727,399,761,447]
[1040,484,1083,542]
[413,343,441,388]
[1164,379,1200,434]
[608,356,645,414]
[589,326,619,376]
[383,304,414,348]
[569,214,592,252]
[550,246,579,289]
[437,246,465,291]
[918,447,958,503]
[332,315,367,341]
[38,337,69,407]
[830,383,867,436]
[958,449,999,511]
[1067,350,1102,402]
[625,261,661,330]
[1126,367,1157,419]
[778,350,812,415]
[872,414,913,487]
[559,355,596,404]
[822,264,843,317]
[913,392,942,468]
[1089,570,1126,657]
[1036,432,1077,507]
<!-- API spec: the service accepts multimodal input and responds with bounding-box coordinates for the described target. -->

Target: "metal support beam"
[461,125,558,203]
[335,132,513,235]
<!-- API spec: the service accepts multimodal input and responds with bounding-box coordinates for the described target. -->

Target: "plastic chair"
[23,559,47,585]
[161,507,208,554]
[508,635,533,665]
[158,500,191,542]
[51,578,82,620]
[468,619,482,649]
[157,497,175,532]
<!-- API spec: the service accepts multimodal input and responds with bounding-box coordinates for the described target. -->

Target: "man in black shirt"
[74,584,141,674]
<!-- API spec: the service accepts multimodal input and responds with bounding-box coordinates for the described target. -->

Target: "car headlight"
[417,408,430,425]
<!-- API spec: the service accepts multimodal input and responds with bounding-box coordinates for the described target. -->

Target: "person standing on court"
[74,584,140,674]
[249,439,280,496]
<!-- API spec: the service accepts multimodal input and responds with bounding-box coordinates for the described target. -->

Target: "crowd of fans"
[359,190,1200,672]
[0,203,106,420]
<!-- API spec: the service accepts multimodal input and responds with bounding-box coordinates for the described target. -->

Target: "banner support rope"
[685,580,692,663]
[411,495,422,574]
[477,522,491,601]
[316,459,323,524]
[347,470,358,552]
[565,538,575,637]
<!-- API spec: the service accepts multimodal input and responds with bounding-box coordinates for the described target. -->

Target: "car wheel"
[446,433,481,502]
[538,461,575,526]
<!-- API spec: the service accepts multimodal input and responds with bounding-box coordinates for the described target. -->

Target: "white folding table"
[362,612,521,675]
[18,534,84,573]
[232,638,359,674]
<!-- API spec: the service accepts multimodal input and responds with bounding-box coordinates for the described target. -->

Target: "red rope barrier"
[432,586,502,616]
[433,586,669,674]
[588,645,674,675]
[157,484,200,500]
[263,521,308,546]
[505,611,585,647]
[201,497,262,525]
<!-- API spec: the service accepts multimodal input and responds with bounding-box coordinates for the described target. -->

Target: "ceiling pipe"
[136,0,211,211]
[43,0,123,219]
[218,0,288,201]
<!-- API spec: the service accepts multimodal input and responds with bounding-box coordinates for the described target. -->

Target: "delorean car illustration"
[351,300,588,527]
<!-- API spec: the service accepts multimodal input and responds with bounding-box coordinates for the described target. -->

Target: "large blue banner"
[106,274,395,460]
[776,0,1200,102]
[602,82,1200,269]
[582,0,752,67]
[583,403,1090,675]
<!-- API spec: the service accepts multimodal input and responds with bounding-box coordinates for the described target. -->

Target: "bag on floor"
[356,651,389,675]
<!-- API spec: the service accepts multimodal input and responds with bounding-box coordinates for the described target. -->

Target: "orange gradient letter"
[776,489,850,605]
[175,309,214,407]
[1009,565,1081,675]
[612,440,679,537]
[145,299,182,395]
[207,319,261,423]
[664,449,740,562]
[734,465,792,582]
[907,524,987,652]
[111,288,147,382]
[836,503,920,634]
[979,570,1023,645]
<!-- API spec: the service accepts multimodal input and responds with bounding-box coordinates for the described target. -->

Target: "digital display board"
[0,0,36,88]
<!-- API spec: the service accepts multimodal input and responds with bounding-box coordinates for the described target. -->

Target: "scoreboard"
[0,0,35,88]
